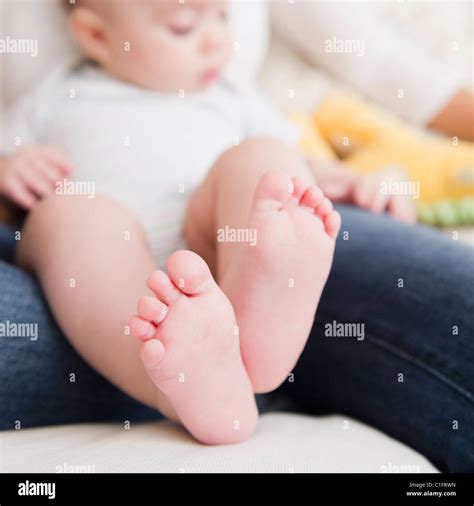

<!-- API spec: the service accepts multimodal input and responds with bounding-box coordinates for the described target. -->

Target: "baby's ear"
[69,7,110,65]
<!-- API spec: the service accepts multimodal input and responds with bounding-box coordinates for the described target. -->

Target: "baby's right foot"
[129,250,257,445]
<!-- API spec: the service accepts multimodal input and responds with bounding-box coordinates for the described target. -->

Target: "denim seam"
[316,312,474,405]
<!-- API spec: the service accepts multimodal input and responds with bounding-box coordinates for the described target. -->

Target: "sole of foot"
[130,250,258,445]
[221,170,341,393]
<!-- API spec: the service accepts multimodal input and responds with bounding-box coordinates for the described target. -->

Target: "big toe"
[166,250,214,295]
[253,170,294,209]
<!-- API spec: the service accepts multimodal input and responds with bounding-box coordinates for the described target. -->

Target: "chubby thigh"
[15,193,176,418]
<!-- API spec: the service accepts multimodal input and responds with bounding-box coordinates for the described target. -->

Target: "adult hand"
[350,168,418,225]
[0,146,74,209]
[428,89,474,142]
[307,158,417,225]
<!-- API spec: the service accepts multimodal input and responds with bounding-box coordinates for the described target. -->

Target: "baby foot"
[221,170,341,392]
[129,250,257,445]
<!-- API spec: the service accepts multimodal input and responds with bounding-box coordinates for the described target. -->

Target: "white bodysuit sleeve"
[0,89,45,155]
[0,62,69,155]
[270,2,463,126]
[1,98,34,155]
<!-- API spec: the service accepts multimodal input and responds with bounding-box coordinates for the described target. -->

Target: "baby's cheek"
[133,43,167,76]
[160,46,196,78]
[222,41,233,64]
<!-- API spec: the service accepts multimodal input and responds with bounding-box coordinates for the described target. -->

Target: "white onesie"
[2,61,299,267]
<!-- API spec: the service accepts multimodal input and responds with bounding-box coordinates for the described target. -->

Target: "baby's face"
[77,0,232,92]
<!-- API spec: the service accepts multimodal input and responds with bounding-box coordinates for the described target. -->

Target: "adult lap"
[0,225,161,429]
[0,211,472,471]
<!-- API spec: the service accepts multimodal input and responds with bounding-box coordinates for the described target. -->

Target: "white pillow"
[0,0,269,108]
[1,0,78,107]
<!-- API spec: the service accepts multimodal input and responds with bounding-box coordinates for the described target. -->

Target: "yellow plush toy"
[290,93,474,226]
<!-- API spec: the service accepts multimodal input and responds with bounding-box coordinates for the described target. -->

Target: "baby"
[0,0,415,444]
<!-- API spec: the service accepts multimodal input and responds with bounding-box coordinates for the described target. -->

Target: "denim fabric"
[275,206,474,472]
[0,225,16,264]
[0,206,472,472]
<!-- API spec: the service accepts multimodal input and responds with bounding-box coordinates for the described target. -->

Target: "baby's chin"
[152,67,224,93]
[108,65,223,94]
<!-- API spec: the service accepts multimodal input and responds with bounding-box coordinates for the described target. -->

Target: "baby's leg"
[17,195,256,444]
[17,195,177,419]
[186,136,341,393]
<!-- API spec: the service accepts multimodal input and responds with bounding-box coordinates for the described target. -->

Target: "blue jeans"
[0,206,472,472]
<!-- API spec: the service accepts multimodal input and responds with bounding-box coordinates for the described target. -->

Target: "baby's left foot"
[221,170,340,393]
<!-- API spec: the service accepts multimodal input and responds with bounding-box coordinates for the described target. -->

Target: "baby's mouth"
[201,68,220,84]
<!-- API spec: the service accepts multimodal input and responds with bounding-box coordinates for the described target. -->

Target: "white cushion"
[0,414,438,473]
[0,0,79,107]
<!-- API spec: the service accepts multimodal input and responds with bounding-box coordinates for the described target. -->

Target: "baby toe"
[137,295,168,324]
[147,270,181,305]
[315,197,334,218]
[324,210,342,239]
[140,339,166,371]
[129,315,156,341]
[300,185,324,211]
